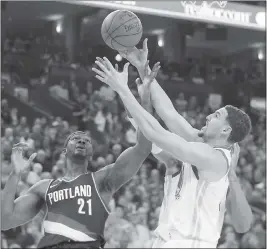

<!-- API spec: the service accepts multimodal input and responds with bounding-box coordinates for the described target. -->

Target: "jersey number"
[77,198,92,215]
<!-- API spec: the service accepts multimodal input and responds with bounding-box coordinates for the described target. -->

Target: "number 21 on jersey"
[78,198,92,215]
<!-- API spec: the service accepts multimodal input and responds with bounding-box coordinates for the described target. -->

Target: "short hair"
[225,105,252,143]
[63,131,91,148]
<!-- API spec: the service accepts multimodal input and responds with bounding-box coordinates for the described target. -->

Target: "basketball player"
[1,84,153,249]
[128,107,252,237]
[92,56,252,248]
[118,38,253,232]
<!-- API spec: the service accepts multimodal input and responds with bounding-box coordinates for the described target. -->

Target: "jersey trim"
[61,173,85,182]
[214,148,231,181]
[44,220,96,242]
[91,173,110,214]
[44,179,55,222]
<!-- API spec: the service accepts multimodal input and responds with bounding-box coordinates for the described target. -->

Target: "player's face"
[66,134,93,160]
[199,107,232,142]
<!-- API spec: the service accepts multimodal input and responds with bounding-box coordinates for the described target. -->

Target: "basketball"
[101,10,143,51]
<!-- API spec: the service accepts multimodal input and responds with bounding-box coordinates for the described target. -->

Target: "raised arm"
[226,144,253,233]
[93,58,227,178]
[93,65,152,194]
[119,39,199,141]
[1,144,48,230]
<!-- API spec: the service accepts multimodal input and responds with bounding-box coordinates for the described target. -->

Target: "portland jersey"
[38,173,109,248]
[154,148,231,248]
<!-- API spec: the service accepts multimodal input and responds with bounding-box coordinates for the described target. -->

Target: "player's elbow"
[234,220,252,234]
[232,210,253,233]
[1,215,14,231]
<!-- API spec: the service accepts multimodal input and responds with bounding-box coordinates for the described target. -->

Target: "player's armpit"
[100,143,151,194]
[2,180,47,231]
[150,131,227,176]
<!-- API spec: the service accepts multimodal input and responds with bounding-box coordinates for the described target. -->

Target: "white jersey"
[153,148,231,248]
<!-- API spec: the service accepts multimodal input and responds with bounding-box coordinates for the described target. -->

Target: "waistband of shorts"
[41,240,103,249]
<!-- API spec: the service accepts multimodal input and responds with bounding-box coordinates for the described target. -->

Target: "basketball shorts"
[42,240,103,249]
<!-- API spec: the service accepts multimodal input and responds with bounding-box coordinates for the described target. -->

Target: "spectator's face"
[56,159,65,169]
[65,133,93,161]
[124,189,133,201]
[178,93,185,100]
[37,150,46,162]
[112,144,122,157]
[115,207,124,218]
[4,127,13,138]
[151,169,159,182]
[32,125,41,134]
[33,163,43,175]
[105,154,114,164]
[199,107,231,142]
[96,157,106,168]
[40,172,52,179]
[40,117,47,127]
[243,165,253,180]
[239,157,247,167]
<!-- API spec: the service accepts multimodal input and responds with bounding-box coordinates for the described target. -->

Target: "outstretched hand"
[11,143,37,175]
[118,38,148,70]
[92,57,130,92]
[135,60,161,101]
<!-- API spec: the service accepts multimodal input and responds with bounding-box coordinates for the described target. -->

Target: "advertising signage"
[75,1,265,31]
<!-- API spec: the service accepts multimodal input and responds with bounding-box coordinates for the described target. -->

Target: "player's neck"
[207,138,231,149]
[64,159,88,179]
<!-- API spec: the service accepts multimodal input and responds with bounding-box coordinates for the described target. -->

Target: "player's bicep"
[3,191,44,230]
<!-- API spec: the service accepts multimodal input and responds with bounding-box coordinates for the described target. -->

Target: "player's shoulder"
[94,164,114,179]
[29,179,53,198]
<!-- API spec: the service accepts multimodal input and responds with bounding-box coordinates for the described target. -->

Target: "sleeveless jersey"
[38,173,110,248]
[154,148,231,248]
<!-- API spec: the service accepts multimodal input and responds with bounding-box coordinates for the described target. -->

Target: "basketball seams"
[111,29,143,39]
[106,10,121,34]
[110,35,142,49]
[104,16,139,43]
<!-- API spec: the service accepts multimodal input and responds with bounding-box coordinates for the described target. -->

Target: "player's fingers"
[96,57,110,70]
[103,57,115,71]
[115,64,119,72]
[95,75,106,83]
[95,61,109,74]
[151,62,161,77]
[13,142,28,149]
[135,78,141,86]
[143,38,148,51]
[12,146,23,156]
[92,67,106,78]
[145,60,149,75]
[123,62,130,73]
[28,153,37,164]
[119,51,127,59]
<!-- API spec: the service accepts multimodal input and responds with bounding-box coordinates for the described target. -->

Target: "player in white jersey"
[92,40,253,248]
[128,116,252,248]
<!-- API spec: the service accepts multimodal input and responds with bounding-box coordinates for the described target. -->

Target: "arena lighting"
[258,51,264,60]
[158,38,164,47]
[56,23,62,33]
[115,54,122,62]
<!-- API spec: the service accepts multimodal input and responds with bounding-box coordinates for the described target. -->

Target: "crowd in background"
[1,29,266,249]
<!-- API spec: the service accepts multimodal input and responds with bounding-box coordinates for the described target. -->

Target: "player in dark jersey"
[1,68,157,249]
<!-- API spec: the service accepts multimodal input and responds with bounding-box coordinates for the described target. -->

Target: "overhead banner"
[73,1,265,31]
